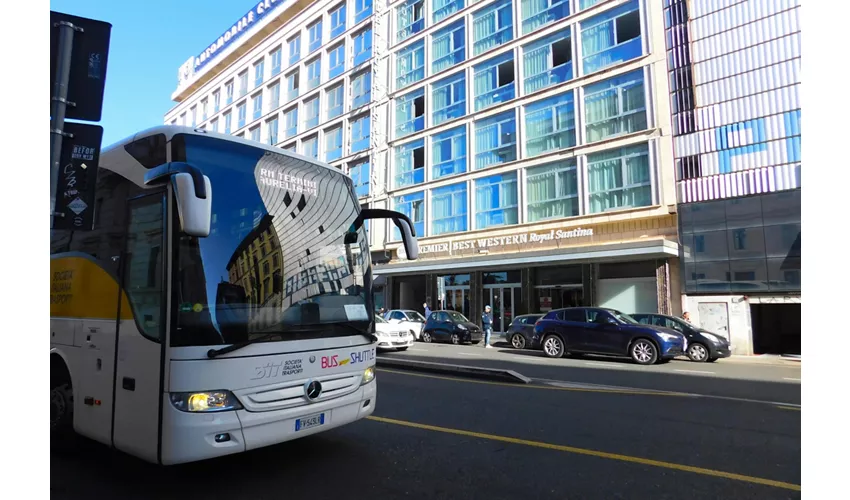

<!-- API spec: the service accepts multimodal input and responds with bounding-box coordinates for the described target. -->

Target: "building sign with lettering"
[416,227,594,258]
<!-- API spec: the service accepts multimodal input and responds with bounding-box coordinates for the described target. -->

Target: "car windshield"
[609,310,640,324]
[404,310,426,322]
[375,316,387,324]
[170,133,373,347]
[448,311,468,323]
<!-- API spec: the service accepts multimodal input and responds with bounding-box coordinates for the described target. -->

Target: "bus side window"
[122,195,166,342]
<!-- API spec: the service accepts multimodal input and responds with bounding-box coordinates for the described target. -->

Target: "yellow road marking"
[377,367,686,397]
[777,406,801,411]
[366,415,800,492]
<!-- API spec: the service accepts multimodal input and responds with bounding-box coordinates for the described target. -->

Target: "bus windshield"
[170,133,373,347]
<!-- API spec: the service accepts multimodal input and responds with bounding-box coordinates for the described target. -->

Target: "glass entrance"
[445,287,469,317]
[486,286,518,333]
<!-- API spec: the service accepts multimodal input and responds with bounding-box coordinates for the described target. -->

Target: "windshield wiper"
[207,333,281,358]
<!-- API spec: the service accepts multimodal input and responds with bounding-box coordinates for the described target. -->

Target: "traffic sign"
[53,123,103,231]
[50,11,112,122]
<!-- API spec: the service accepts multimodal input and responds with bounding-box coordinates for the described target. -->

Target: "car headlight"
[457,324,468,331]
[656,332,679,342]
[701,332,724,344]
[361,366,375,385]
[170,391,243,413]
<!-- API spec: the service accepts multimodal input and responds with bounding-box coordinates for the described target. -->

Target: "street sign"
[53,123,103,231]
[50,11,112,122]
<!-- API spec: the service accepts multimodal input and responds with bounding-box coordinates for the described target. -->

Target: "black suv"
[422,310,483,345]
[630,313,731,362]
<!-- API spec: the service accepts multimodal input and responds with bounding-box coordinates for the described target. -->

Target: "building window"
[289,35,301,65]
[474,111,516,170]
[284,107,298,138]
[308,20,323,53]
[396,88,425,138]
[267,117,279,145]
[352,70,372,108]
[434,0,464,23]
[396,40,425,90]
[523,30,573,94]
[393,191,425,240]
[581,0,642,75]
[432,125,467,179]
[397,0,425,42]
[580,0,604,9]
[587,142,652,214]
[350,161,370,198]
[271,47,282,76]
[522,0,571,35]
[432,182,468,235]
[238,71,249,97]
[526,160,579,222]
[351,114,371,152]
[354,27,373,67]
[304,96,320,130]
[201,99,208,121]
[213,90,221,112]
[473,52,515,112]
[355,0,373,25]
[328,44,346,80]
[224,112,232,134]
[252,93,263,120]
[225,81,234,105]
[283,143,296,152]
[432,21,465,74]
[237,102,247,129]
[210,118,218,133]
[432,72,466,126]
[286,71,300,101]
[473,0,513,56]
[525,91,576,157]
[330,4,347,39]
[190,106,197,127]
[179,113,186,126]
[394,139,425,188]
[269,81,281,110]
[475,172,518,229]
[250,125,261,142]
[303,135,319,159]
[254,60,265,88]
[327,84,344,119]
[307,57,322,90]
[584,69,646,143]
[325,126,343,161]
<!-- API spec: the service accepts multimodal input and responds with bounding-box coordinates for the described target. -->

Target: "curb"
[376,357,532,384]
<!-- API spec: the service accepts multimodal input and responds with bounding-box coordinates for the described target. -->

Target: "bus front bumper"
[160,379,376,465]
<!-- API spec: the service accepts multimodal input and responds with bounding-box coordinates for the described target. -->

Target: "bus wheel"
[51,366,74,447]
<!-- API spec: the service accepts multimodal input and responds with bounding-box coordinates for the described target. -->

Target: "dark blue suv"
[533,307,686,365]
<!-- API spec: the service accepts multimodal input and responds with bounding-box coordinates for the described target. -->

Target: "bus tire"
[51,357,75,449]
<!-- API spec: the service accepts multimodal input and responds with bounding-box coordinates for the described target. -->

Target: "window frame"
[431,182,468,236]
[474,110,517,170]
[525,160,580,222]
[431,125,467,180]
[524,91,576,157]
[393,190,426,240]
[396,0,426,43]
[472,0,514,56]
[432,20,466,74]
[474,171,519,230]
[394,138,426,189]
[396,39,426,90]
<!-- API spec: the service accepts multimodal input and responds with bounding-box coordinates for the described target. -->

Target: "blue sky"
[50,0,255,146]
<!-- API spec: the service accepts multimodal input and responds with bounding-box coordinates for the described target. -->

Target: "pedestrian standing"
[682,311,692,323]
[482,305,493,348]
[424,302,431,319]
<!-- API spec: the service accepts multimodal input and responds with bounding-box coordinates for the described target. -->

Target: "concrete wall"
[682,294,753,355]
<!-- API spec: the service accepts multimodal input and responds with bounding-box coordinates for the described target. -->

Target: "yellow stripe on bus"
[50,256,134,320]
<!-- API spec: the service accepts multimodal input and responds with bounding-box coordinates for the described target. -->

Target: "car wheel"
[421,331,432,343]
[510,333,526,350]
[450,333,460,345]
[687,343,710,362]
[706,357,718,363]
[51,377,74,450]
[542,335,565,358]
[630,339,659,365]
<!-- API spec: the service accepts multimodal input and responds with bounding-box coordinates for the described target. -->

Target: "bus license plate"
[295,413,325,432]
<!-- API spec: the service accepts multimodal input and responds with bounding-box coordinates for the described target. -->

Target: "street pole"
[50,20,80,229]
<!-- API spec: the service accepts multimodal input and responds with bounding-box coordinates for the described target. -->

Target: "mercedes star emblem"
[309,355,316,364]
[305,380,322,401]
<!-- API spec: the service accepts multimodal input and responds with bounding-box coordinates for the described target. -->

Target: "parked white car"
[384,309,427,340]
[375,316,415,351]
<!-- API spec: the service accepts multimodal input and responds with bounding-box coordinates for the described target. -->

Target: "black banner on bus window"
[54,122,102,231]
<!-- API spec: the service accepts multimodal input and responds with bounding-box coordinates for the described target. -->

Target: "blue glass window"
[237,102,247,128]
[325,126,343,162]
[584,69,646,143]
[393,191,425,240]
[396,40,425,90]
[304,96,320,130]
[525,91,575,157]
[350,161,371,198]
[330,4,347,39]
[284,107,298,138]
[252,93,263,120]
[289,35,301,65]
[250,126,261,142]
[472,0,513,56]
[224,112,232,134]
[286,71,300,101]
[432,126,467,179]
[270,47,282,76]
[352,70,372,109]
[394,139,425,188]
[329,44,345,80]
[254,60,265,88]
[521,0,570,35]
[580,0,604,9]
[434,0,465,23]
[586,142,652,214]
[303,135,319,159]
[355,0,373,25]
[354,28,373,67]
[213,90,221,112]
[432,21,465,74]
[526,160,579,222]
[269,82,281,110]
[474,111,516,170]
[475,172,518,229]
[351,114,371,153]
[308,20,323,54]
[307,57,322,90]
[395,88,425,138]
[473,52,515,112]
[226,81,234,105]
[397,0,425,42]
[581,0,642,75]
[267,117,279,145]
[432,183,468,235]
[327,84,344,119]
[432,72,466,125]
[523,31,573,94]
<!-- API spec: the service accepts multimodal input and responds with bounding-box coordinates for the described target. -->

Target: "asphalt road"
[51,367,801,499]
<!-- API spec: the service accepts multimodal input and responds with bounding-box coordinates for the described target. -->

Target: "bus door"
[113,193,167,463]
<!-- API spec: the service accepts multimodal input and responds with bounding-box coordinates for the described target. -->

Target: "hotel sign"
[178,0,288,87]
[416,226,595,258]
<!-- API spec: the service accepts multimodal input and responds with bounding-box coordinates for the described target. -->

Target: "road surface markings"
[407,348,428,352]
[585,362,626,368]
[457,352,483,357]
[366,415,800,492]
[674,369,716,375]
[783,377,801,381]
[776,405,801,411]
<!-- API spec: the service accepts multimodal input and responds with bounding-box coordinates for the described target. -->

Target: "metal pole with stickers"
[50,11,111,230]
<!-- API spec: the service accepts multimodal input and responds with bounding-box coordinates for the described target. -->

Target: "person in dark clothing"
[482,305,493,348]
[424,302,431,319]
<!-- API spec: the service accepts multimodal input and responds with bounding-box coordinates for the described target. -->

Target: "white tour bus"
[50,126,419,465]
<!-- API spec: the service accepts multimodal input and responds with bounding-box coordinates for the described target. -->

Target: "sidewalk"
[723,354,801,366]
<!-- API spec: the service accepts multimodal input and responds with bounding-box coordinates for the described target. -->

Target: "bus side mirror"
[351,208,419,261]
[144,162,212,237]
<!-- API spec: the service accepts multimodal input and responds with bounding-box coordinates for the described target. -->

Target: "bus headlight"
[170,391,243,412]
[361,366,375,385]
